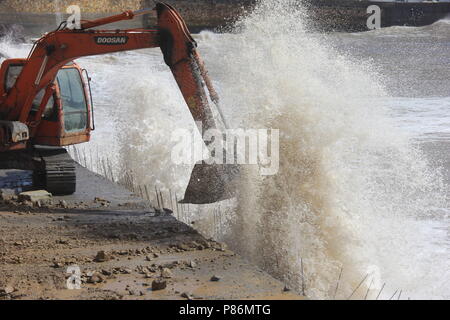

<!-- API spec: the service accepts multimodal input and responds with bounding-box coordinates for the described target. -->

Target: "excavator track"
[33,147,76,195]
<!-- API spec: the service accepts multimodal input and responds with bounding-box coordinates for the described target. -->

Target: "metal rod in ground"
[175,194,180,220]
[334,267,343,299]
[301,258,306,296]
[96,149,100,173]
[144,185,150,202]
[397,290,402,300]
[376,283,386,300]
[181,202,185,222]
[89,148,93,172]
[107,158,115,182]
[159,190,164,209]
[123,171,129,190]
[101,158,108,178]
[347,273,369,300]
[169,189,174,211]
[389,289,398,300]
[127,172,133,191]
[216,207,219,236]
[73,145,80,163]
[82,148,88,168]
[219,205,223,236]
[72,145,77,163]
[364,277,375,300]
[129,172,135,193]
[213,207,216,236]
[155,186,161,210]
[69,145,75,162]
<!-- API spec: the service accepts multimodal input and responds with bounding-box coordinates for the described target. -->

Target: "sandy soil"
[0,165,302,300]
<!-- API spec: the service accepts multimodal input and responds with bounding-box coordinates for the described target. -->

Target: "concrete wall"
[0,0,256,36]
[142,0,256,32]
[305,0,450,32]
[0,0,449,37]
[0,0,143,13]
[0,12,146,38]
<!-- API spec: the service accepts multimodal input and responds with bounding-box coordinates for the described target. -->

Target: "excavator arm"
[0,2,219,134]
[0,2,237,204]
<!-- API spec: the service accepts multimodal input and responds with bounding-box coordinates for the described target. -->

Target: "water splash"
[198,0,448,299]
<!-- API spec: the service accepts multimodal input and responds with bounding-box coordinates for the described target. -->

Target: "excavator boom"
[1,3,217,131]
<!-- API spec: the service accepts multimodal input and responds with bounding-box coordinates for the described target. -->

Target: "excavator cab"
[33,63,93,146]
[0,60,93,147]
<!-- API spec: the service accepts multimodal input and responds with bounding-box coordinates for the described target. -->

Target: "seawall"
[0,1,449,37]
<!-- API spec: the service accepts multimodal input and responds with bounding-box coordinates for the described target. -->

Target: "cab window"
[56,68,88,132]
[30,88,57,121]
[5,65,23,92]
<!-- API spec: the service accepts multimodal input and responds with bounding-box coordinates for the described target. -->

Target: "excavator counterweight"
[0,2,238,203]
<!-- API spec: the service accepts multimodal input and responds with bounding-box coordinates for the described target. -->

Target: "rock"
[189,260,197,268]
[0,189,16,201]
[94,250,110,262]
[145,255,152,261]
[151,278,167,291]
[217,243,227,252]
[18,190,51,203]
[59,200,68,209]
[283,286,291,292]
[101,269,112,276]
[161,268,173,278]
[210,275,221,282]
[181,291,193,300]
[177,244,190,251]
[0,286,14,296]
[122,268,132,274]
[87,272,104,284]
[163,208,173,214]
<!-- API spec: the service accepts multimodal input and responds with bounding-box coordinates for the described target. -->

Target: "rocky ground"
[0,165,302,300]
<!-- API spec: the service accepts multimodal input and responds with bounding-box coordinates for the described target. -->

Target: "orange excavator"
[0,3,237,204]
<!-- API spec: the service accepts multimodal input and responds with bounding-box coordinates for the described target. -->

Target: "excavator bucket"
[156,3,241,204]
[181,162,240,204]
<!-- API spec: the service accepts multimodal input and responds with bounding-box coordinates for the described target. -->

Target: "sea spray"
[74,0,448,298]
[198,0,447,299]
